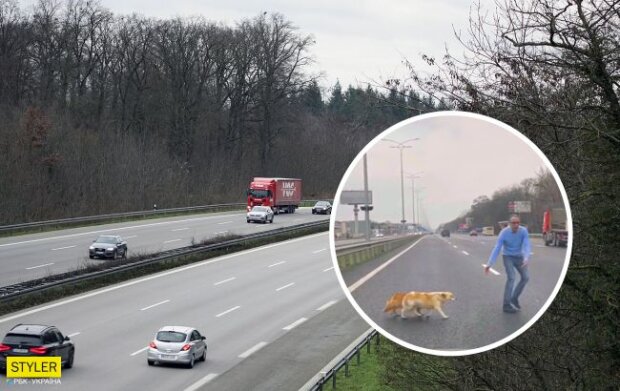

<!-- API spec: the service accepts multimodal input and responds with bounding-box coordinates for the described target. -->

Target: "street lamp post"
[407,172,423,229]
[383,138,419,233]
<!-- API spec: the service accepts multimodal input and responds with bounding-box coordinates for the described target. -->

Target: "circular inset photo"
[330,111,572,356]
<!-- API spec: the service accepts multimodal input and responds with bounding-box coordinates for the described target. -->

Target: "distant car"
[312,201,332,215]
[482,226,494,236]
[0,324,75,371]
[147,326,207,368]
[247,206,274,224]
[89,235,127,259]
[440,229,450,237]
[469,230,478,236]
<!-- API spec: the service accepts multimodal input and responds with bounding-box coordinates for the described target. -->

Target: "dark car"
[89,234,127,259]
[470,230,478,236]
[440,229,450,237]
[312,201,332,215]
[0,324,75,371]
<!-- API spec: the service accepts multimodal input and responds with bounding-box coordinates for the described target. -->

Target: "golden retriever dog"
[384,291,455,319]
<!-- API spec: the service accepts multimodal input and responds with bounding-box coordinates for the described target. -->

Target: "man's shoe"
[510,298,521,310]
[503,306,518,313]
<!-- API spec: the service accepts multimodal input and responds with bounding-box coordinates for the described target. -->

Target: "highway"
[0,208,328,286]
[0,232,353,390]
[341,233,569,352]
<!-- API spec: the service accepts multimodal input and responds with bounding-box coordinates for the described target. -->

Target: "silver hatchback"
[147,326,207,368]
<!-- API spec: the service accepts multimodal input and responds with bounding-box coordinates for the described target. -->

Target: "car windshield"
[96,236,117,244]
[315,202,329,206]
[252,207,268,212]
[248,189,269,198]
[156,331,187,343]
[3,334,43,346]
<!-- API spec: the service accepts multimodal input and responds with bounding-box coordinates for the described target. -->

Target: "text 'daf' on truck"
[246,177,302,214]
[543,208,568,247]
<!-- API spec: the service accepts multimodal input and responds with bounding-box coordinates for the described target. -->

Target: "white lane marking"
[481,264,501,275]
[214,231,229,235]
[268,261,286,268]
[0,233,326,325]
[238,342,268,359]
[462,251,469,255]
[172,228,189,232]
[214,277,236,286]
[51,245,76,251]
[140,299,170,311]
[293,219,303,222]
[67,332,80,338]
[125,235,137,239]
[276,282,295,291]
[217,221,232,225]
[0,214,244,248]
[323,266,335,272]
[313,248,327,254]
[184,374,219,391]
[130,346,149,356]
[316,300,337,311]
[26,263,55,270]
[216,306,241,318]
[348,237,427,292]
[164,239,182,244]
[453,245,458,249]
[283,317,307,330]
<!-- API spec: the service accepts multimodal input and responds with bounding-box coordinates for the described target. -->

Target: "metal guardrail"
[0,200,332,234]
[0,220,328,302]
[0,203,247,233]
[335,235,423,270]
[308,330,380,391]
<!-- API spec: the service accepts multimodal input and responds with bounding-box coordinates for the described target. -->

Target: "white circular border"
[329,111,573,357]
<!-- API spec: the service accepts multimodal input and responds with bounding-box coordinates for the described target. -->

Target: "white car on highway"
[147,326,207,368]
[246,206,274,224]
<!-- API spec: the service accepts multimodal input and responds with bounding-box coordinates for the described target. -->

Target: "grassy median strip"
[0,224,327,316]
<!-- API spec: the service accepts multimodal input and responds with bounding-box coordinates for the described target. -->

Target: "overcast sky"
[335,113,551,229]
[20,0,495,90]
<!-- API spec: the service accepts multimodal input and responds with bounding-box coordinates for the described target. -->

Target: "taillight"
[29,346,47,355]
[181,344,191,351]
[0,344,11,352]
[149,341,157,349]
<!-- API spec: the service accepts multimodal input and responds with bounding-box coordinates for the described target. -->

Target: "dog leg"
[435,306,449,319]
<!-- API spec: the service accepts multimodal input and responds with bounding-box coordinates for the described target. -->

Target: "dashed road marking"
[238,342,267,359]
[214,277,236,286]
[216,305,241,318]
[316,300,337,311]
[276,283,295,292]
[140,300,170,311]
[51,245,76,251]
[26,263,54,270]
[283,318,307,330]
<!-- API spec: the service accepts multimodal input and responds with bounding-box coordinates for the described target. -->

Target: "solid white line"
[323,266,334,272]
[216,305,240,318]
[238,342,268,358]
[462,250,469,255]
[283,317,307,330]
[348,237,427,292]
[268,261,286,268]
[164,239,182,244]
[26,263,54,270]
[217,221,232,225]
[130,346,149,356]
[125,235,137,239]
[67,332,80,338]
[276,282,295,291]
[0,215,242,248]
[184,374,219,391]
[312,248,327,254]
[0,233,327,325]
[172,228,189,232]
[51,245,76,251]
[140,299,170,311]
[481,264,501,276]
[316,300,337,311]
[214,277,236,286]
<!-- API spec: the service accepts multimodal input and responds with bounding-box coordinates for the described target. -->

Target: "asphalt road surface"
[0,232,355,390]
[0,208,328,286]
[342,233,569,352]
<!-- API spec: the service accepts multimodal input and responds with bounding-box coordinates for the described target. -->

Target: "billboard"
[340,190,373,205]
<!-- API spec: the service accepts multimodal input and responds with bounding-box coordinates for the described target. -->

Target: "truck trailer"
[543,208,568,247]
[246,177,302,214]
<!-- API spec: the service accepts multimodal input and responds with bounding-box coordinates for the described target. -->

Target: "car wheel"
[327,209,331,215]
[122,248,127,259]
[147,360,155,366]
[187,355,195,369]
[247,219,250,223]
[270,217,273,223]
[312,210,315,214]
[89,255,94,259]
[200,348,206,362]
[64,350,74,369]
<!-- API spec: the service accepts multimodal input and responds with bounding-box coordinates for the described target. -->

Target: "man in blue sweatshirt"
[484,215,532,313]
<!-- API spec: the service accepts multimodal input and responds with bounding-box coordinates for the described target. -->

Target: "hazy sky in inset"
[19,0,495,90]
[336,115,548,229]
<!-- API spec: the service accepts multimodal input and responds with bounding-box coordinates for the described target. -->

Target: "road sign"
[341,190,372,205]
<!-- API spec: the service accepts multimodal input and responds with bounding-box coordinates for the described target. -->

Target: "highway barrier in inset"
[335,235,423,270]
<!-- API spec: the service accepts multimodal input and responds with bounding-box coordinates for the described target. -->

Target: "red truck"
[246,177,302,214]
[543,208,568,247]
